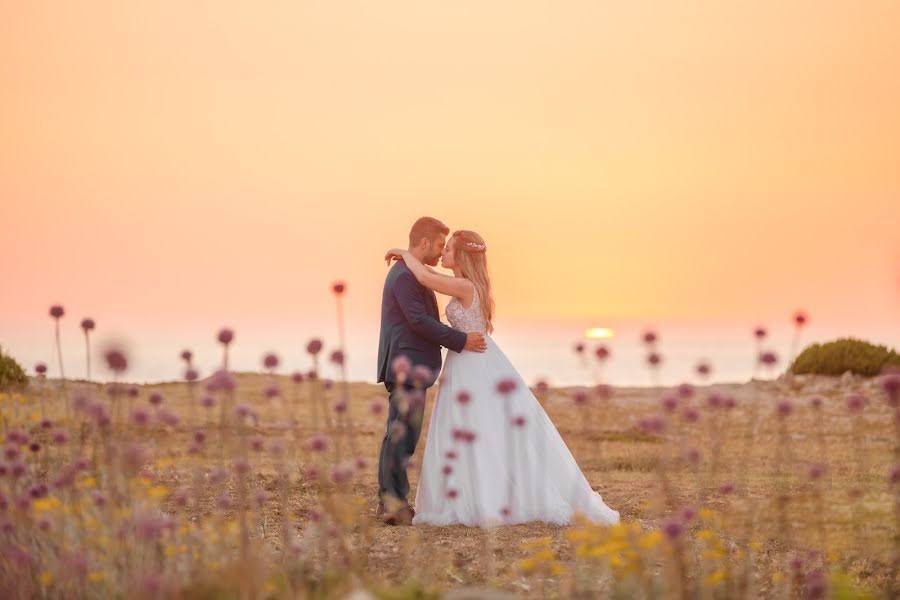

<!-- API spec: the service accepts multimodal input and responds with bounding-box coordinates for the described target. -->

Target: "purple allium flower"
[754,326,767,340]
[496,378,517,395]
[49,305,65,319]
[330,350,345,366]
[29,483,48,498]
[321,378,334,390]
[718,482,735,495]
[574,343,585,354]
[29,442,40,453]
[661,518,683,540]
[696,362,712,377]
[638,414,666,434]
[148,392,163,406]
[158,408,179,427]
[207,369,236,393]
[308,435,328,452]
[370,400,384,415]
[777,399,793,417]
[723,395,737,410]
[794,311,808,327]
[216,495,232,510]
[595,345,610,361]
[442,464,453,476]
[4,445,20,461]
[306,370,317,380]
[445,450,458,461]
[331,463,354,485]
[512,415,526,428]
[706,393,723,409]
[332,281,346,295]
[264,384,280,399]
[38,517,51,531]
[104,349,128,373]
[355,456,367,470]
[500,506,511,518]
[51,428,69,444]
[647,352,662,367]
[10,462,26,478]
[889,465,900,486]
[880,373,900,407]
[234,403,252,419]
[232,460,250,475]
[595,383,614,400]
[661,394,679,412]
[40,419,53,429]
[201,395,215,408]
[262,353,279,370]
[572,390,589,406]
[93,492,108,507]
[808,463,826,481]
[684,447,701,465]
[35,363,47,375]
[845,393,866,412]
[304,466,320,481]
[391,356,411,377]
[250,435,264,452]
[184,368,199,382]
[643,330,658,345]
[180,350,192,363]
[804,568,827,600]
[759,351,778,366]
[809,395,824,410]
[682,407,700,423]
[413,365,433,383]
[677,383,694,399]
[680,505,697,522]
[333,399,347,413]
[122,444,148,475]
[127,385,140,398]
[456,391,471,405]
[306,339,323,355]
[80,318,95,332]
[253,490,269,507]
[217,328,234,345]
[292,371,305,384]
[535,379,549,394]
[173,487,190,508]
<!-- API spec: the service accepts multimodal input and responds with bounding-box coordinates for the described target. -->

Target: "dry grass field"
[2,365,897,598]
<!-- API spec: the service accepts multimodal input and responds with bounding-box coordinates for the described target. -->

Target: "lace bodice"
[446,287,487,334]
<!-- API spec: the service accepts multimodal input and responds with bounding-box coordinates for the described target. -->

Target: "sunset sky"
[2,1,899,383]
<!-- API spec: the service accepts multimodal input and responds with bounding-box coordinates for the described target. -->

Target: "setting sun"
[585,328,616,340]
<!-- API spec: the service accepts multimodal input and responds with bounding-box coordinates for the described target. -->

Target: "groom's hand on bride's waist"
[464,333,487,353]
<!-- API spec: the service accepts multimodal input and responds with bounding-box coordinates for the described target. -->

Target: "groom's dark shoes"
[383,504,415,526]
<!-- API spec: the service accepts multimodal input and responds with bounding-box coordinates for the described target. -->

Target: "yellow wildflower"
[705,570,726,587]
[521,536,552,551]
[695,529,716,542]
[638,530,662,550]
[88,572,104,582]
[519,558,537,574]
[772,571,784,583]
[40,571,54,586]
[749,541,763,551]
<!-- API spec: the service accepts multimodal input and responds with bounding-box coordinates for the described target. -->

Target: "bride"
[385,230,619,527]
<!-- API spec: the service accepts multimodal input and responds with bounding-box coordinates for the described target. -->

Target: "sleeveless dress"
[412,288,620,527]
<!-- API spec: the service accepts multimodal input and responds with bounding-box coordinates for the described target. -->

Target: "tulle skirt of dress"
[412,336,620,527]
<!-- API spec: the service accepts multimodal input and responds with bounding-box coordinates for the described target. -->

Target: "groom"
[376,216,487,525]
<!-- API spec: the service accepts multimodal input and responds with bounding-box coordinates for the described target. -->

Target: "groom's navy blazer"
[377,260,467,385]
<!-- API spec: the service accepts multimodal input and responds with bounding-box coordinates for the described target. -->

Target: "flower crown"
[462,241,487,252]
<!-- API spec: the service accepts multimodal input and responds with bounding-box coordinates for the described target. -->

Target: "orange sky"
[2,1,899,355]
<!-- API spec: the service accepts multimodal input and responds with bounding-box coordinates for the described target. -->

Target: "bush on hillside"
[0,349,28,388]
[789,337,900,377]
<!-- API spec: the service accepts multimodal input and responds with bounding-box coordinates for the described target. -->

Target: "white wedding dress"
[412,289,620,527]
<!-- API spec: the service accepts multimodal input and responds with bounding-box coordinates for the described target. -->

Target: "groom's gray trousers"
[378,381,427,506]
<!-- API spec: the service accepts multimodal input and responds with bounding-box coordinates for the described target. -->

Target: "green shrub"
[789,337,900,377]
[0,348,28,388]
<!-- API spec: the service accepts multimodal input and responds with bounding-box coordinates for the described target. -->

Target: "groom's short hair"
[409,217,449,247]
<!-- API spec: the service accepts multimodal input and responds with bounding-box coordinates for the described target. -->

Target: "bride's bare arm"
[385,248,474,301]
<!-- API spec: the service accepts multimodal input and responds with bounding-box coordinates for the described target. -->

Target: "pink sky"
[2,1,899,379]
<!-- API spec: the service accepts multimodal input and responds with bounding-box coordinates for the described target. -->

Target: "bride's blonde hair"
[451,230,495,334]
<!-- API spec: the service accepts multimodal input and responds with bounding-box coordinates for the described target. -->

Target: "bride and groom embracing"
[375,216,620,528]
